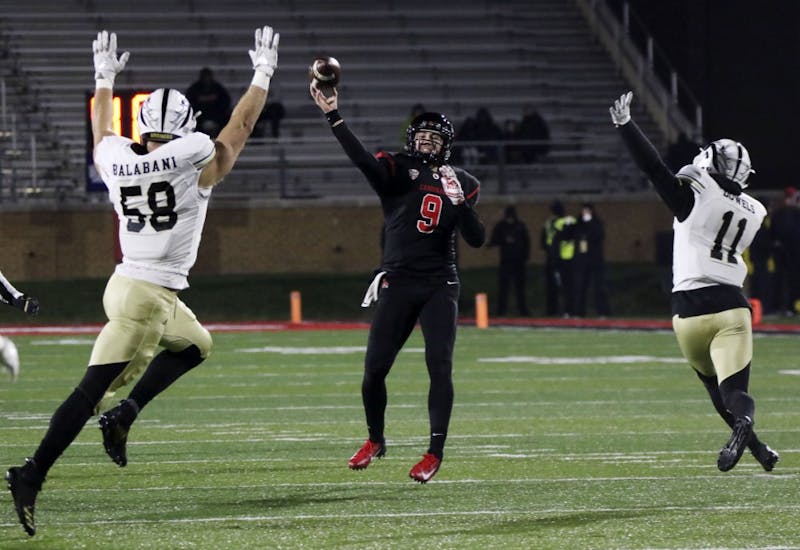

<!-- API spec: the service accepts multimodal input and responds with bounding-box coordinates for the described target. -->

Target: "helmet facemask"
[137,88,197,144]
[404,112,454,164]
[692,138,754,189]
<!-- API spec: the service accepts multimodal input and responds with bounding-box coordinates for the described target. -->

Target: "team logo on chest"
[408,169,419,180]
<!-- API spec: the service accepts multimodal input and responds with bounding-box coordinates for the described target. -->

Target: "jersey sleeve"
[176,133,216,170]
[618,120,694,221]
[94,135,134,181]
[456,168,481,207]
[328,116,395,194]
[452,167,485,247]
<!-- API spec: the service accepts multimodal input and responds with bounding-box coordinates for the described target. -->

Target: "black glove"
[13,294,39,316]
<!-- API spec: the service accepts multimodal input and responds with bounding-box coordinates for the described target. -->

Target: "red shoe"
[409,453,441,483]
[348,439,385,470]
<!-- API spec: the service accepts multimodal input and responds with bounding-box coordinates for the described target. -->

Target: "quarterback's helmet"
[692,138,754,188]
[405,112,454,164]
[137,88,197,143]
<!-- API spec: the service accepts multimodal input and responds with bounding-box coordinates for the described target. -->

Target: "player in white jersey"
[0,270,39,380]
[6,27,279,537]
[610,91,779,474]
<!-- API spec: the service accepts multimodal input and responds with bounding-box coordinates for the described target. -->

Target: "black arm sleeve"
[327,110,393,193]
[618,120,694,221]
[457,203,486,248]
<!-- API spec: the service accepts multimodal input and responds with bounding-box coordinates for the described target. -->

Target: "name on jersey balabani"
[722,191,756,214]
[112,156,178,177]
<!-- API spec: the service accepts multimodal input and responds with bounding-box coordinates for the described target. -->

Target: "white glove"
[609,91,633,127]
[361,271,387,308]
[440,165,465,205]
[249,25,279,78]
[92,30,129,85]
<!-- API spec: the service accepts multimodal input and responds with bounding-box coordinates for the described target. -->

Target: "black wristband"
[325,110,343,126]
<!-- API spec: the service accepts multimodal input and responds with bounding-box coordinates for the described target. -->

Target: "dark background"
[621,0,800,189]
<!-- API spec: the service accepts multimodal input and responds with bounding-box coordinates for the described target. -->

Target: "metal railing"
[577,0,702,144]
[0,129,635,204]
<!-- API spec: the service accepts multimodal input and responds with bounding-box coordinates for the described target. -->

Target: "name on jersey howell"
[112,156,178,177]
[723,191,756,214]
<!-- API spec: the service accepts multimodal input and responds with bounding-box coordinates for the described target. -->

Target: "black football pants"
[362,274,459,453]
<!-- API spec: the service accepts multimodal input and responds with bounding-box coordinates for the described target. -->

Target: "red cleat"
[409,453,441,483]
[348,439,385,470]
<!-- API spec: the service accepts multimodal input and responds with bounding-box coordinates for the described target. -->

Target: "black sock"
[427,372,453,460]
[31,389,93,475]
[719,367,755,421]
[128,346,204,410]
[428,433,446,460]
[362,370,387,443]
[697,369,762,451]
[32,363,126,476]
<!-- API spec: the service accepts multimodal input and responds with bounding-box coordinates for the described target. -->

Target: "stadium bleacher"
[0,0,658,203]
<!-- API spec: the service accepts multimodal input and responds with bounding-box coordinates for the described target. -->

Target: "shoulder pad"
[676,164,705,184]
[96,134,133,152]
[165,133,215,169]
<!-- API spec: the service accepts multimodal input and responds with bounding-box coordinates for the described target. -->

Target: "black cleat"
[99,400,137,467]
[718,416,754,472]
[751,443,780,472]
[6,458,44,537]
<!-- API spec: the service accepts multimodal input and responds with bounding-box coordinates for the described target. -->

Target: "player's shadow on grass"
[412,510,652,539]
[218,486,408,513]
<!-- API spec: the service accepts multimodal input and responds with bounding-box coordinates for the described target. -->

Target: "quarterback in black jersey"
[311,82,485,483]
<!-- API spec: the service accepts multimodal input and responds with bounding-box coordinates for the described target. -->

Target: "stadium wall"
[0,198,672,280]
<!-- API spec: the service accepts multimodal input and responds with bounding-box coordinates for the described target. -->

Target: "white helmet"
[692,138,754,188]
[137,88,197,143]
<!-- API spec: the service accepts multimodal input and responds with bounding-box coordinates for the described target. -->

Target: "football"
[309,56,341,97]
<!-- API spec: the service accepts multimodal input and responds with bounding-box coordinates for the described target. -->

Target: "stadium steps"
[0,0,655,201]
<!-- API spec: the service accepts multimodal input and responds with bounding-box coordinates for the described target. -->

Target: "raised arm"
[310,82,393,191]
[199,26,279,188]
[609,92,694,221]
[91,31,130,150]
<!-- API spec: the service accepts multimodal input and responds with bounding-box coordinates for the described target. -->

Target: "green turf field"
[1,327,797,549]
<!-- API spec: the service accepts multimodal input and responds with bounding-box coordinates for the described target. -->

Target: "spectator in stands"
[5,27,279,537]
[186,67,232,138]
[655,230,673,294]
[770,186,800,316]
[453,115,481,165]
[488,205,530,316]
[503,118,524,164]
[540,199,576,316]
[473,106,503,164]
[254,99,286,138]
[517,105,550,163]
[747,196,774,314]
[573,203,610,317]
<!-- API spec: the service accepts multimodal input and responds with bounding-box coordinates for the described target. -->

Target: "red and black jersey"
[329,112,485,279]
